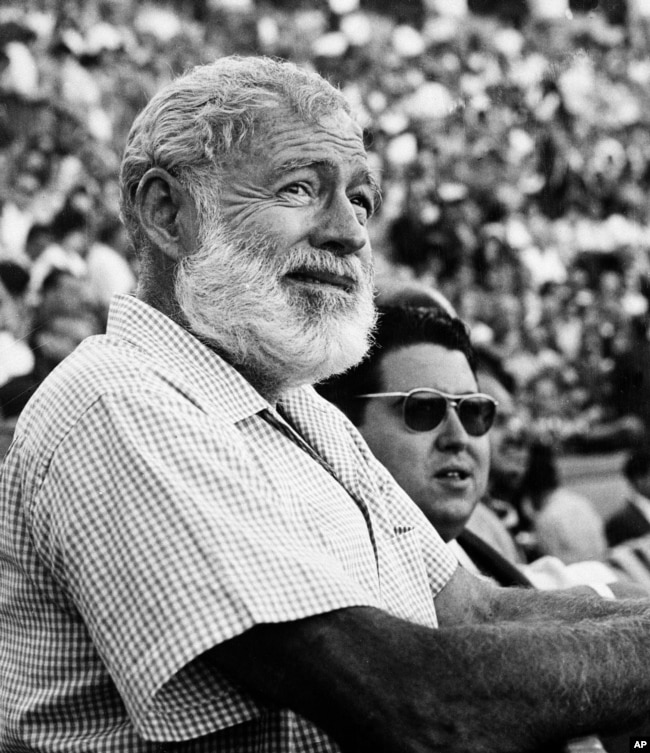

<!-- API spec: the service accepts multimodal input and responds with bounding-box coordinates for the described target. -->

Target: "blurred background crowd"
[4,0,650,570]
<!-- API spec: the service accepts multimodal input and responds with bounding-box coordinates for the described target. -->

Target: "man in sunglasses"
[316,303,635,589]
[317,304,534,585]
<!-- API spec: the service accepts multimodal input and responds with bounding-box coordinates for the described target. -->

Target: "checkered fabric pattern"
[0,295,457,752]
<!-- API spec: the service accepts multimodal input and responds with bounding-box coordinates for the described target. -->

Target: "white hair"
[174,211,376,398]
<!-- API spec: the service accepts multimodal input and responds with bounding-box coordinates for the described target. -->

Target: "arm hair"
[208,600,650,753]
[479,581,650,624]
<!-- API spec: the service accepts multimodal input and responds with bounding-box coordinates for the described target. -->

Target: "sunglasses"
[357,388,498,436]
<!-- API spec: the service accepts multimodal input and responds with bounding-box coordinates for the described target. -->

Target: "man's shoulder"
[14,329,244,468]
[466,500,523,564]
[24,332,174,414]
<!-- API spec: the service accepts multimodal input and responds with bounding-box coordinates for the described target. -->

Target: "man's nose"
[309,191,369,256]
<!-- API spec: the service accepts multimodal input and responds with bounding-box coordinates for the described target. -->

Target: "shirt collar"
[107,294,271,424]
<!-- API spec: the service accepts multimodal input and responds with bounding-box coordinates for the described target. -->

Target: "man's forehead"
[379,343,476,391]
[228,104,378,203]
[248,105,367,161]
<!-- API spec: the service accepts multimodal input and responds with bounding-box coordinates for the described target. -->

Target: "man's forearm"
[208,605,650,753]
[485,582,650,624]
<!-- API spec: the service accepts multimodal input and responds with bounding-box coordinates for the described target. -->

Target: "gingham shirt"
[0,295,457,752]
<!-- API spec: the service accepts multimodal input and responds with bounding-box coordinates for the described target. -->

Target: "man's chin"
[309,345,370,386]
[286,287,367,320]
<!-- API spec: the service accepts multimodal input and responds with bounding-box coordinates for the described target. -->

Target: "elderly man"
[2,56,650,753]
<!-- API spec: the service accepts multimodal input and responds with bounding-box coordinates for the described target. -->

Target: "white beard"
[174,218,376,398]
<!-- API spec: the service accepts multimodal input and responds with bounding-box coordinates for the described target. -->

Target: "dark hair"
[473,342,517,394]
[316,304,476,425]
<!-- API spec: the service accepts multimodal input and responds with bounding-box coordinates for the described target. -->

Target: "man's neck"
[232,362,286,405]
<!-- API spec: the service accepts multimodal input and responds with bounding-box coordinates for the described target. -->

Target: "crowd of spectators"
[3,0,650,456]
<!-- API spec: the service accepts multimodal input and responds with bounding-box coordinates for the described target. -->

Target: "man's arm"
[207,568,650,753]
[436,561,650,625]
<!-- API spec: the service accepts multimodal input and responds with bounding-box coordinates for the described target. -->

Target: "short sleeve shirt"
[0,295,457,752]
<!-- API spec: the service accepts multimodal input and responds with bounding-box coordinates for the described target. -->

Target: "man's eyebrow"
[275,157,321,173]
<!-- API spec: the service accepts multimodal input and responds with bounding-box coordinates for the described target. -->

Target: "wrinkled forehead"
[244,103,367,159]
[228,103,377,201]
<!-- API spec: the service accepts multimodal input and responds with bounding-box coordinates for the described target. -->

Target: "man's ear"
[135,167,198,261]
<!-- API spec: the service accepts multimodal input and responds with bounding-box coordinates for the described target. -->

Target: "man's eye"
[282,183,311,197]
[350,194,373,220]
